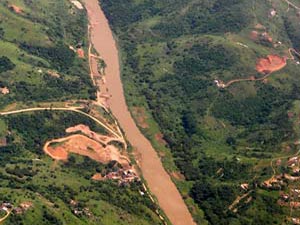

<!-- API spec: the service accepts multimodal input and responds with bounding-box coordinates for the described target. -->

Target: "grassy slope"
[0,0,95,109]
[0,111,162,225]
[100,0,300,224]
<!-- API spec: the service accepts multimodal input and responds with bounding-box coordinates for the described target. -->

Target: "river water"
[83,1,196,224]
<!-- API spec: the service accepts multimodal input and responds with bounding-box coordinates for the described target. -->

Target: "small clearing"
[47,70,60,78]
[250,30,273,43]
[92,173,103,180]
[9,5,23,14]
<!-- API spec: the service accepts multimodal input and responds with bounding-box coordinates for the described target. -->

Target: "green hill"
[101,0,300,224]
[0,0,95,109]
[0,1,163,224]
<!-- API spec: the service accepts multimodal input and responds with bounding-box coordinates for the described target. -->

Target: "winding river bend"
[83,1,196,224]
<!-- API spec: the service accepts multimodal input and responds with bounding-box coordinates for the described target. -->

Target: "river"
[83,1,196,224]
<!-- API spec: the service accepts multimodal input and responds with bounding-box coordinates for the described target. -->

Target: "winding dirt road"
[83,1,196,225]
[0,107,122,139]
[0,209,11,223]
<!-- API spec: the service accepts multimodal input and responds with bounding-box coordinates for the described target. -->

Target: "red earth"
[256,55,287,74]
[77,48,85,58]
[9,5,23,14]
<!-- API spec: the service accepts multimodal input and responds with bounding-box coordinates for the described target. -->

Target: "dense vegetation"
[0,0,95,109]
[0,111,162,225]
[101,0,300,224]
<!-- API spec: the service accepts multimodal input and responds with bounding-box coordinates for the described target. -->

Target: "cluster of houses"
[104,169,140,185]
[0,87,9,95]
[291,217,300,225]
[261,156,300,224]
[262,156,300,189]
[69,200,92,218]
[279,189,300,205]
[214,79,226,88]
[0,201,32,215]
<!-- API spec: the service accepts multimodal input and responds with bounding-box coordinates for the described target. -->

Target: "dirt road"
[0,209,11,223]
[83,1,196,225]
[0,107,122,139]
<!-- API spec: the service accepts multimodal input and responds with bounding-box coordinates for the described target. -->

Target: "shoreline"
[83,1,196,224]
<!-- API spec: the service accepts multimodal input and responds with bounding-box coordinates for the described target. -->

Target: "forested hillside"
[100,0,300,224]
[0,1,164,224]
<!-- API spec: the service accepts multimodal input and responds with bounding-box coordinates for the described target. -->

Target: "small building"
[269,9,277,17]
[0,87,9,95]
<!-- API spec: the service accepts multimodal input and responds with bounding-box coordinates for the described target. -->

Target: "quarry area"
[44,124,139,185]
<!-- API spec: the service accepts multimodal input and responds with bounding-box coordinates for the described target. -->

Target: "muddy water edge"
[83,1,196,225]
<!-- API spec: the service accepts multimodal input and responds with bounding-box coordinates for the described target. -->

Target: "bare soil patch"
[92,173,103,180]
[9,5,23,14]
[256,55,287,74]
[44,134,130,168]
[77,48,85,58]
[47,70,60,78]
[155,133,167,146]
[250,30,272,43]
[250,31,259,41]
[0,137,7,147]
[46,146,68,161]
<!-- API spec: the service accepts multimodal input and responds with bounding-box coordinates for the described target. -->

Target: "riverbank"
[83,0,196,224]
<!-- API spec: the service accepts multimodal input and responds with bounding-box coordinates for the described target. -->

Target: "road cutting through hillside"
[0,107,122,139]
[83,1,196,225]
[216,53,292,88]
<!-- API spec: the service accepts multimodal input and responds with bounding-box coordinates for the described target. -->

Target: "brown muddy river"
[83,1,196,224]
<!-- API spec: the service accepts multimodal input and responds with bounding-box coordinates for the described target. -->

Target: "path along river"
[83,1,196,224]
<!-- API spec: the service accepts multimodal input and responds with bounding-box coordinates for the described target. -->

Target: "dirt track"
[83,1,196,225]
[0,209,11,223]
[0,107,121,139]
[217,55,288,88]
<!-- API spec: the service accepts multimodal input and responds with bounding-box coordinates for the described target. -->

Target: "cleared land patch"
[256,55,287,74]
[44,134,131,169]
